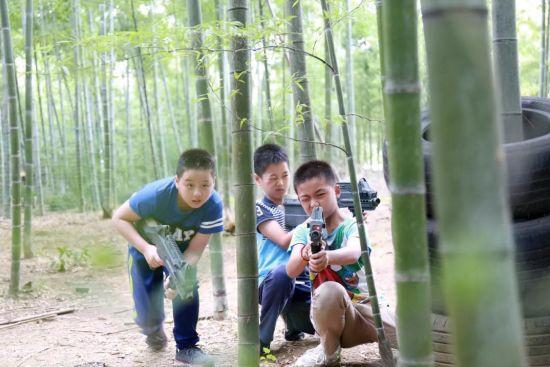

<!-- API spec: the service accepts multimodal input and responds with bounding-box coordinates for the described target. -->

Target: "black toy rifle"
[138,219,196,301]
[308,206,325,255]
[285,178,380,230]
[307,206,325,293]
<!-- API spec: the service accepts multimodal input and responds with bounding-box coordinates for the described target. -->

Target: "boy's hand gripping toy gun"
[139,219,196,301]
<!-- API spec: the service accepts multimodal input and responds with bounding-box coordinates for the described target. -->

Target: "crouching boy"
[254,144,315,354]
[112,149,223,366]
[286,160,397,367]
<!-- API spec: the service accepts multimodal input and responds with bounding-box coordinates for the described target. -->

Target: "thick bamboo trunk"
[321,1,394,365]
[1,0,22,296]
[419,1,527,366]
[382,0,432,365]
[23,0,34,258]
[286,0,316,163]
[187,0,228,321]
[228,1,259,365]
[492,0,523,142]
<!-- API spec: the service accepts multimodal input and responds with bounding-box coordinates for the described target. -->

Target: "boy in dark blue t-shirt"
[112,149,223,366]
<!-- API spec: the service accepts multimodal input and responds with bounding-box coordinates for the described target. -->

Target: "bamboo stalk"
[320,1,394,365]
[258,0,274,132]
[419,1,527,366]
[228,1,259,365]
[1,0,22,296]
[99,4,112,218]
[286,0,316,163]
[73,0,84,212]
[187,0,228,319]
[492,0,523,142]
[129,0,159,178]
[1,27,10,218]
[214,0,231,210]
[382,0,433,365]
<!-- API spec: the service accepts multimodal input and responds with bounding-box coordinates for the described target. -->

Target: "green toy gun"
[138,219,196,301]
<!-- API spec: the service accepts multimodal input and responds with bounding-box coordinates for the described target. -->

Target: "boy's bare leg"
[311,281,397,356]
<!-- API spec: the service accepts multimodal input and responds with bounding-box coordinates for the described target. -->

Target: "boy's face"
[296,176,340,217]
[175,169,215,209]
[254,162,290,204]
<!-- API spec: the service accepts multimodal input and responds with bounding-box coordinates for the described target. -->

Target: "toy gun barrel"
[309,206,324,254]
[337,178,380,215]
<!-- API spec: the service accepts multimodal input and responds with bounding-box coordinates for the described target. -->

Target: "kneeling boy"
[254,144,315,354]
[286,160,396,367]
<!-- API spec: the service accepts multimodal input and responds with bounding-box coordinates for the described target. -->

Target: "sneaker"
[145,329,167,351]
[292,344,341,367]
[284,330,305,341]
[175,346,215,366]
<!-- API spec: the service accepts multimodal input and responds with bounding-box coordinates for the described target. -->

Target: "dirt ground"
[0,170,396,367]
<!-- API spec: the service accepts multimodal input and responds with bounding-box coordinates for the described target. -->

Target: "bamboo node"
[384,81,421,94]
[388,184,426,195]
[399,355,435,365]
[422,6,487,19]
[395,271,430,283]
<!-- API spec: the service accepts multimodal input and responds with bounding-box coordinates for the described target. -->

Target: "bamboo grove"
[1,0,550,366]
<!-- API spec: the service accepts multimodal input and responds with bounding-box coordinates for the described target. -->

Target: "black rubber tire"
[427,214,550,317]
[432,313,550,366]
[433,313,550,335]
[382,97,550,220]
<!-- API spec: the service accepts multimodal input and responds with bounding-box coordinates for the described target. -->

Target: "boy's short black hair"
[293,160,338,193]
[176,149,216,178]
[253,143,289,176]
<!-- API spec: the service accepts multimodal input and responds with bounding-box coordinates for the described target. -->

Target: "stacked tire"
[431,313,550,366]
[383,97,550,366]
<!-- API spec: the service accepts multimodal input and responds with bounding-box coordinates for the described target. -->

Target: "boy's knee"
[313,281,348,311]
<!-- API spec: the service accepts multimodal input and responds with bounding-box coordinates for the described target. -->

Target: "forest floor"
[0,170,397,367]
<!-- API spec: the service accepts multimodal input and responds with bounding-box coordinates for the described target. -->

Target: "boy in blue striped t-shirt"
[112,149,223,366]
[254,144,315,355]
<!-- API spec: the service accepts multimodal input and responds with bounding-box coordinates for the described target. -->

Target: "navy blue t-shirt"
[129,177,223,251]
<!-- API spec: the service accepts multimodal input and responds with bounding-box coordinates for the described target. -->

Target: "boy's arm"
[111,200,164,268]
[286,243,308,278]
[309,235,361,272]
[258,220,293,249]
[182,233,211,266]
